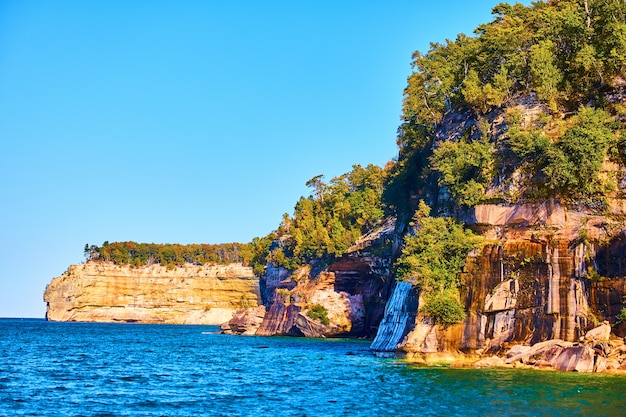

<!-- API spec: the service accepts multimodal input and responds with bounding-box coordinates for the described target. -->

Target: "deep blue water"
[0,319,625,416]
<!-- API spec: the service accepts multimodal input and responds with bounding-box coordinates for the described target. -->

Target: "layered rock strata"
[474,322,626,372]
[44,263,260,324]
[370,200,626,372]
[248,220,396,338]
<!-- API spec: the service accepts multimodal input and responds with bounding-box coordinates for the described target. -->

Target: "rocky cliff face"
[228,198,626,363]
[371,200,626,371]
[251,257,391,338]
[226,219,397,338]
[44,263,260,324]
[365,87,626,371]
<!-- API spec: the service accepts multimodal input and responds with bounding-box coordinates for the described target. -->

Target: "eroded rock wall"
[392,201,626,358]
[44,263,260,324]
[462,239,592,350]
[254,220,396,338]
[255,266,383,338]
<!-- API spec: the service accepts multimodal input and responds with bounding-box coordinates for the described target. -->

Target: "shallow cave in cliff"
[596,235,626,278]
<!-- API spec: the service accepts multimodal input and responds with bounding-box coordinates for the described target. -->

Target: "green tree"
[430,136,495,207]
[529,40,562,111]
[462,69,489,113]
[549,107,616,198]
[395,202,480,325]
[421,288,467,326]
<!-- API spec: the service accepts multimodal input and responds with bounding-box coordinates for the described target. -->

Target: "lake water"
[1,318,624,416]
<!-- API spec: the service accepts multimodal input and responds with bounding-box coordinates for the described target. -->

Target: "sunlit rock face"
[462,238,592,350]
[255,219,397,338]
[255,266,386,338]
[389,199,626,357]
[44,263,260,324]
[370,93,626,357]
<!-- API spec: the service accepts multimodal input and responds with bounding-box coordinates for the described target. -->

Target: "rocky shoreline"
[221,309,626,373]
[463,322,626,373]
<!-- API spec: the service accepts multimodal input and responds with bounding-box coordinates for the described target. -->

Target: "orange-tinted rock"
[391,200,626,362]
[44,262,260,324]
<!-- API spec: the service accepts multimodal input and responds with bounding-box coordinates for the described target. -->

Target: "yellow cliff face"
[43,263,260,324]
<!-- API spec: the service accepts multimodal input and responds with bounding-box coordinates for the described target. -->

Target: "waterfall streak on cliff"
[370,282,417,351]
[547,246,561,317]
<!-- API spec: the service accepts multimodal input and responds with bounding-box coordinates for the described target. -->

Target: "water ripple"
[1,319,625,416]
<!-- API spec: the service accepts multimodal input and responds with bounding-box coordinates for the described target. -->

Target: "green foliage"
[385,0,626,211]
[506,107,617,201]
[421,288,466,326]
[307,304,330,325]
[395,203,480,291]
[401,0,626,117]
[245,164,387,274]
[403,33,482,127]
[529,40,563,111]
[552,107,616,197]
[283,164,387,266]
[85,241,250,268]
[462,66,511,113]
[506,127,552,162]
[395,202,479,325]
[245,235,274,276]
[617,308,626,324]
[430,136,495,207]
[383,123,434,216]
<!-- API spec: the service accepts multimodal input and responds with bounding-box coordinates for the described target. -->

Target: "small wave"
[136,399,159,408]
[118,375,148,383]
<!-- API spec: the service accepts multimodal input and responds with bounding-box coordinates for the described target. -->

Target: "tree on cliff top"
[84,241,250,268]
[387,0,626,214]
[263,164,388,271]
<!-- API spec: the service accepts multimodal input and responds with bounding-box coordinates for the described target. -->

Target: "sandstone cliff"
[44,263,260,324]
[368,200,626,371]
[222,91,626,375]
[224,219,396,338]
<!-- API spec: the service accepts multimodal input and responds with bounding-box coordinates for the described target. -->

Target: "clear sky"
[0,0,531,318]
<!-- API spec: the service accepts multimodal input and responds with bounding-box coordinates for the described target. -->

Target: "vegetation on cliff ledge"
[248,163,388,274]
[307,304,330,325]
[84,241,253,269]
[395,201,481,325]
[386,0,626,214]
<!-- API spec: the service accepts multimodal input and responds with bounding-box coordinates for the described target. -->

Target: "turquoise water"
[0,319,624,416]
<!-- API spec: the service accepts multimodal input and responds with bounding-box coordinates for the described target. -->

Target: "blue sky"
[0,0,530,318]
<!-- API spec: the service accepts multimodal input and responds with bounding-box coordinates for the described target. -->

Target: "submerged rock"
[473,355,505,368]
